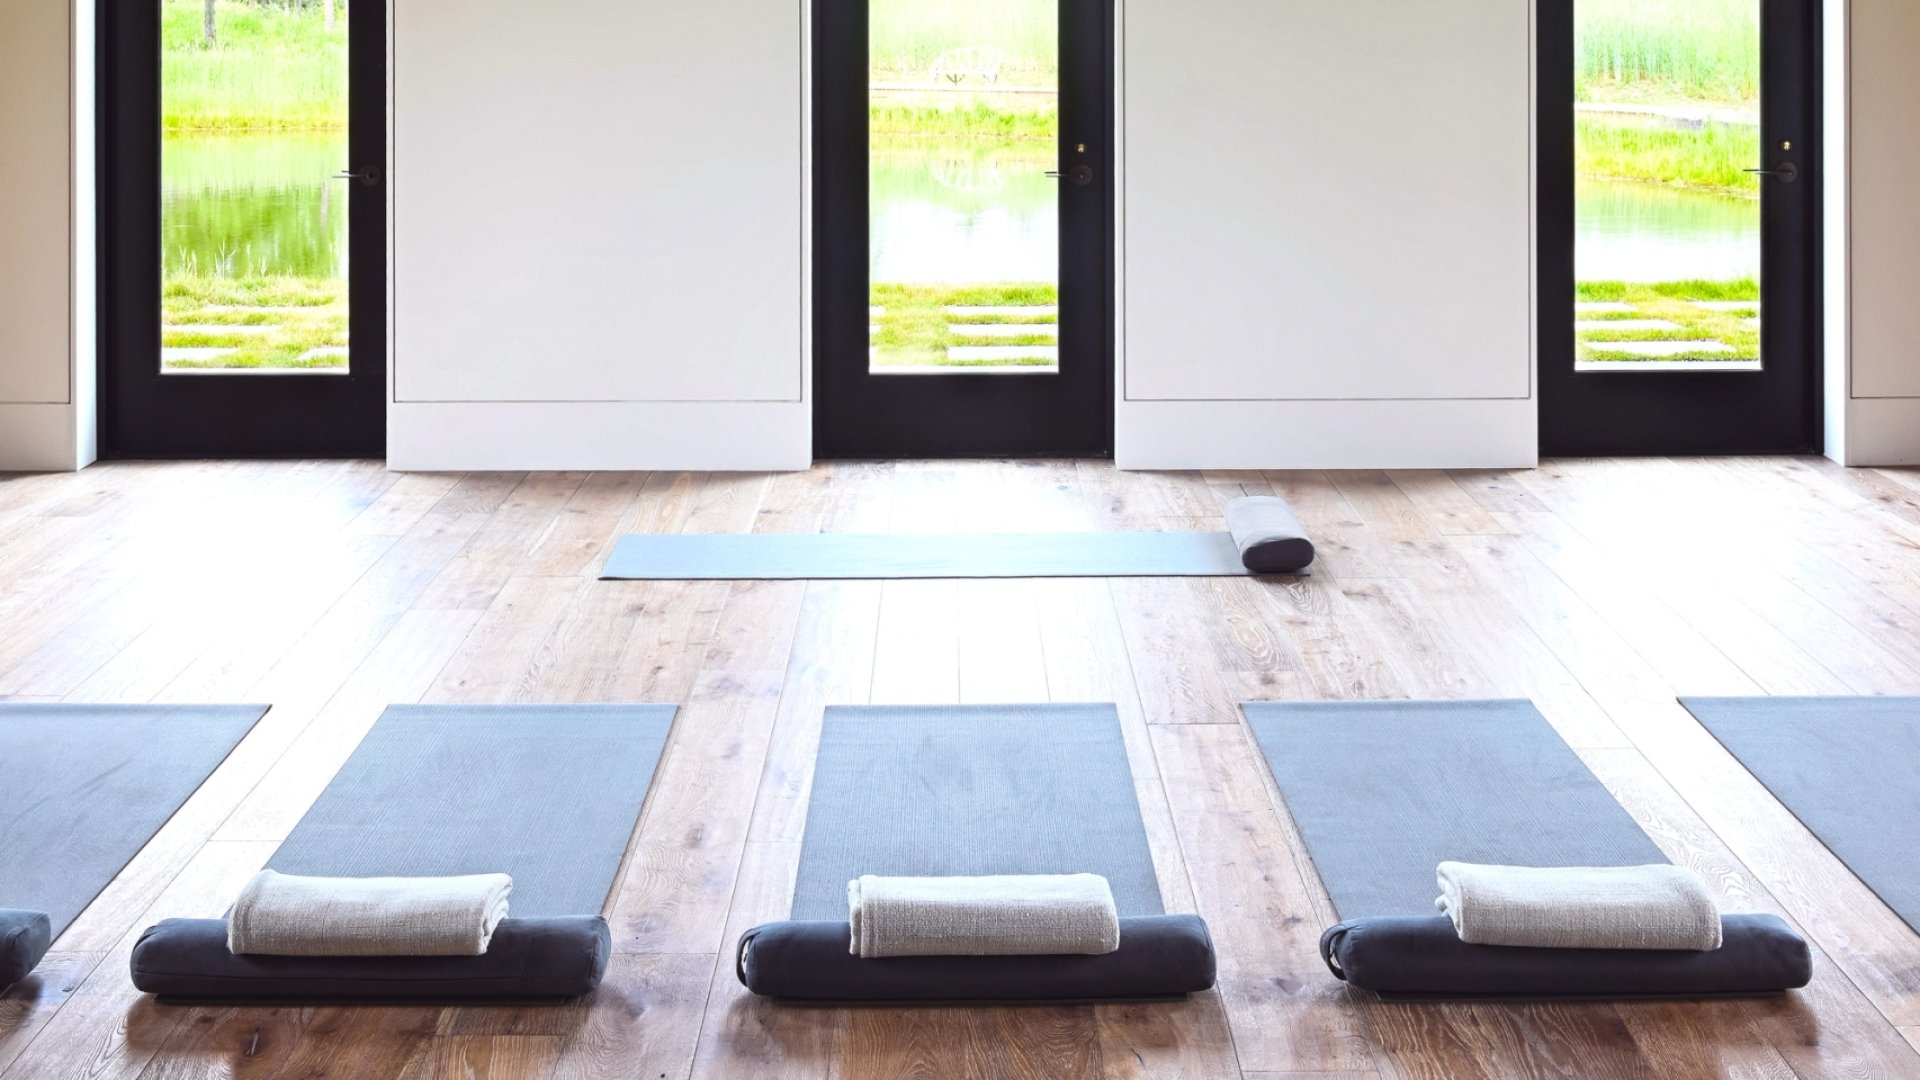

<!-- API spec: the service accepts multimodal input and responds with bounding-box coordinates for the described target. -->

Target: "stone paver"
[1690,301,1759,312]
[1589,340,1736,358]
[948,324,1057,339]
[946,305,1059,318]
[296,347,351,364]
[1575,302,1636,314]
[164,324,281,337]
[946,345,1059,362]
[1574,319,1681,333]
[161,347,239,364]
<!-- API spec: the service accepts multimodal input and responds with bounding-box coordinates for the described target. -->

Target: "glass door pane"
[868,0,1059,373]
[161,0,350,374]
[1574,0,1761,372]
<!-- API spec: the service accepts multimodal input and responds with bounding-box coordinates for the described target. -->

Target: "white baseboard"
[1115,398,1538,470]
[0,403,84,472]
[1840,398,1920,466]
[387,401,813,471]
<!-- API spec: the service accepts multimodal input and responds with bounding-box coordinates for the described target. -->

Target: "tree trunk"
[202,0,216,45]
[325,0,336,31]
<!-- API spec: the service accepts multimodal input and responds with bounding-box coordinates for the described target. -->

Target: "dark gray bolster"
[1321,914,1812,1000]
[129,916,611,1002]
[737,914,1216,1004]
[1,910,52,989]
[1225,497,1314,574]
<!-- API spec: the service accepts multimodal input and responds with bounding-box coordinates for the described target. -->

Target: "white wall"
[1114,0,1538,469]
[0,0,94,472]
[1825,0,1920,465]
[387,0,811,471]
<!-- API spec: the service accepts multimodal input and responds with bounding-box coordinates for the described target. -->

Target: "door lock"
[333,166,383,188]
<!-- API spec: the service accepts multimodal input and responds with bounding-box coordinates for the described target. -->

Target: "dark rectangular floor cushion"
[2,909,52,989]
[737,915,1216,1003]
[129,916,611,1002]
[1321,914,1812,1000]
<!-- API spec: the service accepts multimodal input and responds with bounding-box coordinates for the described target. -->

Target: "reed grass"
[1576,0,1759,105]
[163,0,347,131]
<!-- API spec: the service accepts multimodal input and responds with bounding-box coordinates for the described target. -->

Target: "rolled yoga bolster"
[1321,914,1811,1000]
[227,870,512,957]
[130,916,611,1001]
[848,874,1121,958]
[739,914,1216,1003]
[1,909,52,989]
[1224,497,1315,574]
[1435,862,1724,951]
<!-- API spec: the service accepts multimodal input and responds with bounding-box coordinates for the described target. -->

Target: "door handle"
[1045,165,1095,187]
[333,166,383,187]
[1744,162,1798,183]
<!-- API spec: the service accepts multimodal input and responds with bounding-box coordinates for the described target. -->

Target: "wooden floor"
[4,458,1920,1078]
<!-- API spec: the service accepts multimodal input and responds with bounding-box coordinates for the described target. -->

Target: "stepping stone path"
[946,305,1060,317]
[947,345,1059,362]
[161,347,239,365]
[949,324,1057,339]
[1592,340,1737,358]
[1573,298,1761,363]
[1573,319,1681,333]
[296,347,351,364]
[164,324,282,337]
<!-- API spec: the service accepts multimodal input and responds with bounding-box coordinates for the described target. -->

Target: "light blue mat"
[1245,699,1666,918]
[269,704,676,918]
[792,703,1165,920]
[600,530,1255,580]
[0,703,268,935]
[1684,696,1920,935]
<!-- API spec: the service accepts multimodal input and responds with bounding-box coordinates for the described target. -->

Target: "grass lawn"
[164,0,347,131]
[871,283,1059,368]
[1576,278,1759,363]
[163,276,348,369]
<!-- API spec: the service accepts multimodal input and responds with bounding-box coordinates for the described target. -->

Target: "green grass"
[163,0,347,131]
[871,0,1055,84]
[871,283,1058,368]
[1577,0,1759,105]
[162,275,348,369]
[1577,115,1759,195]
[872,102,1057,141]
[1575,278,1759,364]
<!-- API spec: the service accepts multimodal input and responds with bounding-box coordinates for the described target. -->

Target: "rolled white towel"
[847,874,1121,958]
[1435,862,1723,951]
[227,870,513,957]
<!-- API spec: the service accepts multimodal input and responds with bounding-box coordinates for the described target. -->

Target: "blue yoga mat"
[0,703,268,935]
[1245,699,1666,918]
[1684,695,1920,935]
[600,531,1255,580]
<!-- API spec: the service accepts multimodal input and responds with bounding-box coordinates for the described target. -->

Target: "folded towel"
[1225,496,1315,574]
[1435,862,1722,951]
[847,874,1121,958]
[228,870,512,957]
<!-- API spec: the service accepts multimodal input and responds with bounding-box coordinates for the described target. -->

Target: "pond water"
[160,135,1759,292]
[163,134,348,280]
[1576,177,1759,284]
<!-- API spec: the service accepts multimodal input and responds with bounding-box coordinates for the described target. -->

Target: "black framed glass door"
[99,0,385,458]
[814,0,1112,458]
[1539,0,1820,455]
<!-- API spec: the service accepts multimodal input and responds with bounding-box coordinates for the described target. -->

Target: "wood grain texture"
[3,458,1920,1078]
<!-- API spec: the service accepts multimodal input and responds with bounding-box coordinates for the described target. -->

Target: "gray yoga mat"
[0,703,268,936]
[1684,696,1920,935]
[792,703,1164,920]
[600,531,1256,580]
[1245,699,1667,919]
[269,704,676,918]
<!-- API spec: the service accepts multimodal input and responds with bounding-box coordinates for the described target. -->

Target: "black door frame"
[97,0,386,459]
[812,0,1114,459]
[1538,0,1822,456]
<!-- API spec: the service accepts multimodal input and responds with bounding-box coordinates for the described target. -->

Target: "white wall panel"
[1120,0,1533,405]
[391,0,804,407]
